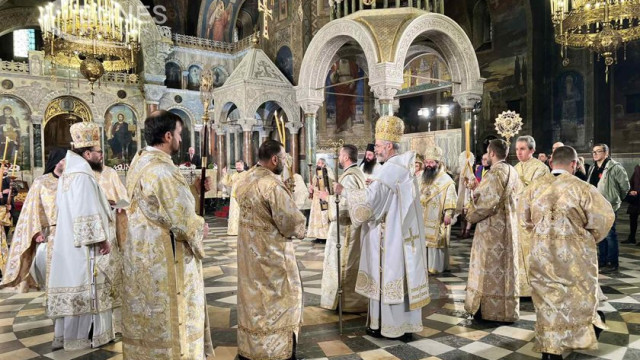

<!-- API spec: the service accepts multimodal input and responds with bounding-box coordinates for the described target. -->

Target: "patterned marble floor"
[0,209,638,360]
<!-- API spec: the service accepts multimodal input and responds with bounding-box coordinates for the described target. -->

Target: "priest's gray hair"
[551,146,577,165]
[382,140,400,151]
[317,158,327,166]
[516,135,536,150]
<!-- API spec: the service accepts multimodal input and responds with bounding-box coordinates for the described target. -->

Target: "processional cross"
[258,0,273,39]
[404,228,419,254]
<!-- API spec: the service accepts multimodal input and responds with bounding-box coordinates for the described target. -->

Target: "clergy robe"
[221,170,249,236]
[514,158,549,296]
[320,164,368,313]
[306,167,334,239]
[344,152,429,338]
[48,151,119,351]
[0,206,11,275]
[94,166,129,248]
[123,147,212,359]
[520,172,614,355]
[235,166,306,360]
[360,162,380,181]
[1,173,57,291]
[419,169,458,274]
[465,161,520,322]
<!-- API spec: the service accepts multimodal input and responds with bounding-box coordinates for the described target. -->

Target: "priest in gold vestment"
[1,148,66,291]
[306,158,333,241]
[236,140,306,360]
[318,144,367,313]
[419,146,457,274]
[514,135,550,297]
[221,160,249,236]
[123,111,212,359]
[465,139,520,322]
[520,146,614,360]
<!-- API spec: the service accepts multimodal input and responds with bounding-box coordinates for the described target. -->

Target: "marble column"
[216,126,226,171]
[454,93,482,156]
[226,129,233,169]
[285,122,303,175]
[240,120,255,166]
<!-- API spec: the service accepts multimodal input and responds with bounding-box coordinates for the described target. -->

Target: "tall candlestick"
[465,119,471,158]
[1,137,8,165]
[11,150,17,177]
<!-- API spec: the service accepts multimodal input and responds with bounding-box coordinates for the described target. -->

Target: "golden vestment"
[306,167,334,239]
[1,173,58,290]
[520,172,614,355]
[0,206,12,276]
[465,161,520,322]
[514,158,549,296]
[419,169,457,274]
[235,166,306,360]
[123,147,212,359]
[221,170,249,236]
[94,166,129,248]
[320,164,368,312]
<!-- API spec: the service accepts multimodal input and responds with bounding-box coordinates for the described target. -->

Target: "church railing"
[172,32,258,53]
[102,72,140,85]
[329,0,444,20]
[0,60,29,74]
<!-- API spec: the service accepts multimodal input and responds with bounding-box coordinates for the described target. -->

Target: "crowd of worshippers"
[0,110,638,360]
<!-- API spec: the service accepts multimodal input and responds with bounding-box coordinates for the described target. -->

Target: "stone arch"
[37,90,98,122]
[393,13,483,104]
[217,102,238,123]
[43,95,94,126]
[167,106,195,159]
[0,7,39,37]
[297,18,380,104]
[246,95,298,129]
[0,93,34,118]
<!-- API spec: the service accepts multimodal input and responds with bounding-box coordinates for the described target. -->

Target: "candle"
[11,150,17,177]
[465,120,471,158]
[1,137,8,165]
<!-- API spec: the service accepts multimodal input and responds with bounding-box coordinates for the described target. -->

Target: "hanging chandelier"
[38,0,142,91]
[550,0,640,81]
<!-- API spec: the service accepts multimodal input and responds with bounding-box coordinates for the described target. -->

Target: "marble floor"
[0,210,638,360]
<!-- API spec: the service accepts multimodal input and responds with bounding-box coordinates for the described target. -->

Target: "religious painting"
[275,46,294,84]
[104,104,137,165]
[212,66,228,87]
[187,65,202,91]
[168,108,192,165]
[319,59,370,150]
[553,71,584,147]
[165,62,182,89]
[279,0,288,21]
[202,0,234,42]
[401,53,451,90]
[0,95,31,170]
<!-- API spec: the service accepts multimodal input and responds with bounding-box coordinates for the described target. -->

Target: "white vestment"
[344,152,429,338]
[359,162,380,181]
[48,151,119,351]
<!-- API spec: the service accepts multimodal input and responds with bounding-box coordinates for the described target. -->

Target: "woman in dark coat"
[628,165,640,244]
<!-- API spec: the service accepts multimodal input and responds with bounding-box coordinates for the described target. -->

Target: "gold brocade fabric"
[520,172,614,355]
[514,158,550,296]
[464,162,520,322]
[306,168,334,239]
[320,165,368,313]
[419,170,457,249]
[95,167,129,249]
[123,149,209,360]
[1,174,58,289]
[0,207,10,272]
[221,171,249,236]
[235,166,306,360]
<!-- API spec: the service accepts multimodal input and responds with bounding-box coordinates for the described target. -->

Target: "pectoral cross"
[258,0,272,40]
[404,228,419,254]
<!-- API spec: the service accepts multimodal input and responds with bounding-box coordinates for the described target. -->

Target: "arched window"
[473,0,492,51]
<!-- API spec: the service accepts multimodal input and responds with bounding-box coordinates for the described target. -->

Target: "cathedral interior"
[0,0,640,359]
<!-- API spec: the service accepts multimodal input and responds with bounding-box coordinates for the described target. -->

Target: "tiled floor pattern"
[0,211,639,359]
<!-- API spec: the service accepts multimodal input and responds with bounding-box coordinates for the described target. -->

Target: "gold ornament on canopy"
[38,0,142,95]
[550,0,640,81]
[494,111,523,147]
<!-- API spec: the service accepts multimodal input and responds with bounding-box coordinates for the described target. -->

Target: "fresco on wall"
[402,53,451,90]
[187,65,202,91]
[0,95,31,170]
[165,62,182,89]
[168,108,192,165]
[275,46,294,84]
[320,59,369,149]
[213,66,229,87]
[104,104,137,165]
[201,0,234,42]
[612,42,640,153]
[553,71,585,147]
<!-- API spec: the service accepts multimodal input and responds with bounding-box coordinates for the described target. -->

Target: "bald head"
[552,142,565,152]
[550,146,578,174]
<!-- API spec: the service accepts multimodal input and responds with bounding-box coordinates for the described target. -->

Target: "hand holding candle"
[11,150,17,177]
